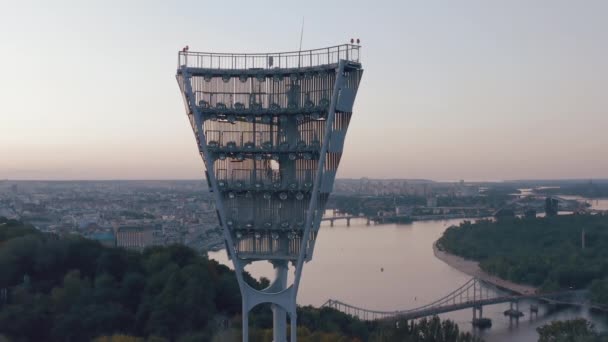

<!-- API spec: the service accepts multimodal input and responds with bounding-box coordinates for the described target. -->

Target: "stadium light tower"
[176,44,363,342]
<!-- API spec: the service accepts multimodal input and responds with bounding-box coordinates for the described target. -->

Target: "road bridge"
[320,215,369,226]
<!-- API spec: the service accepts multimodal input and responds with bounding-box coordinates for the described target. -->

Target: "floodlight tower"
[176,44,363,342]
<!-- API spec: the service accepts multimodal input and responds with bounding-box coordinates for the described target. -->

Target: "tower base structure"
[239,261,293,342]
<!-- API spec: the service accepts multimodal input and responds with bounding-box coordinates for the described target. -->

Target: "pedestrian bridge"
[322,278,587,321]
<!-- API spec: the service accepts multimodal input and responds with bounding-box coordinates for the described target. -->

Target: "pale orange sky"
[1,0,607,180]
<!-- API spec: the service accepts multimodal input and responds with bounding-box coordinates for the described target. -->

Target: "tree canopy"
[0,217,482,341]
[537,319,607,342]
[438,215,608,301]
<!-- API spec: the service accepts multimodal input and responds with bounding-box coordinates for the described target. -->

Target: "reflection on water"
[209,218,470,308]
[559,195,608,211]
[209,216,607,341]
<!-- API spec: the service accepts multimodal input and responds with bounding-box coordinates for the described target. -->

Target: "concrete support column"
[242,302,249,342]
[272,304,287,342]
[272,262,288,342]
[290,310,297,342]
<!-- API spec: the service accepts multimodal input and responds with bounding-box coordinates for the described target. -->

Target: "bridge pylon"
[472,304,492,328]
[530,304,539,319]
[504,300,524,321]
[472,305,482,320]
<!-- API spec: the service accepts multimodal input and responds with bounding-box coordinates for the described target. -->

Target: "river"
[209,214,608,341]
[558,196,608,211]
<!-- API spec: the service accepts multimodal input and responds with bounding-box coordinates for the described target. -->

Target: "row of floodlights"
[225,190,307,201]
[229,220,304,229]
[234,230,301,241]
[204,70,333,83]
[199,99,330,111]
[234,230,300,241]
[219,180,312,190]
[215,151,315,161]
[205,112,327,123]
[218,178,313,189]
[209,140,320,151]
[218,180,313,190]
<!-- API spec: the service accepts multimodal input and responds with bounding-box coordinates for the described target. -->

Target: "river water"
[559,196,608,211]
[209,213,608,341]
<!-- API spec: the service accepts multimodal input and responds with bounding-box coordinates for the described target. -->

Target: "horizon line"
[1,177,606,183]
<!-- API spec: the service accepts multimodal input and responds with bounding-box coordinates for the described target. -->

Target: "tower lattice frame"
[176,44,363,342]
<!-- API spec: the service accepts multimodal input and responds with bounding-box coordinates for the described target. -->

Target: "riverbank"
[433,241,537,295]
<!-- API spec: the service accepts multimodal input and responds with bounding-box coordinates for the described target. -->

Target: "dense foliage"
[589,278,608,307]
[0,217,482,341]
[91,316,483,342]
[537,319,608,342]
[0,217,248,341]
[438,215,608,298]
[365,316,483,342]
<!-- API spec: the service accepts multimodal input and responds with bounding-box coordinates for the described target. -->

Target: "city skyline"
[1,0,607,181]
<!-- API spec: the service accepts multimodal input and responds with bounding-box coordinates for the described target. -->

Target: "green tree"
[537,319,605,342]
[0,217,486,342]
[438,215,608,296]
[590,278,608,305]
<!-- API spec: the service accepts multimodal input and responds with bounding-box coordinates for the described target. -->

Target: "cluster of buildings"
[2,180,595,254]
[0,180,223,252]
[334,178,480,197]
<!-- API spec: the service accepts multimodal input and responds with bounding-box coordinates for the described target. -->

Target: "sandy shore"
[433,241,537,295]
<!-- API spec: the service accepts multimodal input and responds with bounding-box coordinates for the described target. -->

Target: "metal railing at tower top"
[178,44,361,70]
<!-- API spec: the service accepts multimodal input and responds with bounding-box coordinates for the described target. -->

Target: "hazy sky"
[1,0,606,181]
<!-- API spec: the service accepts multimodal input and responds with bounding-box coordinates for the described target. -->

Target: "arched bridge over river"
[322,278,591,324]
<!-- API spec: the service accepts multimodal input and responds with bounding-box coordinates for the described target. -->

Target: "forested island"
[0,217,482,342]
[437,214,608,305]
